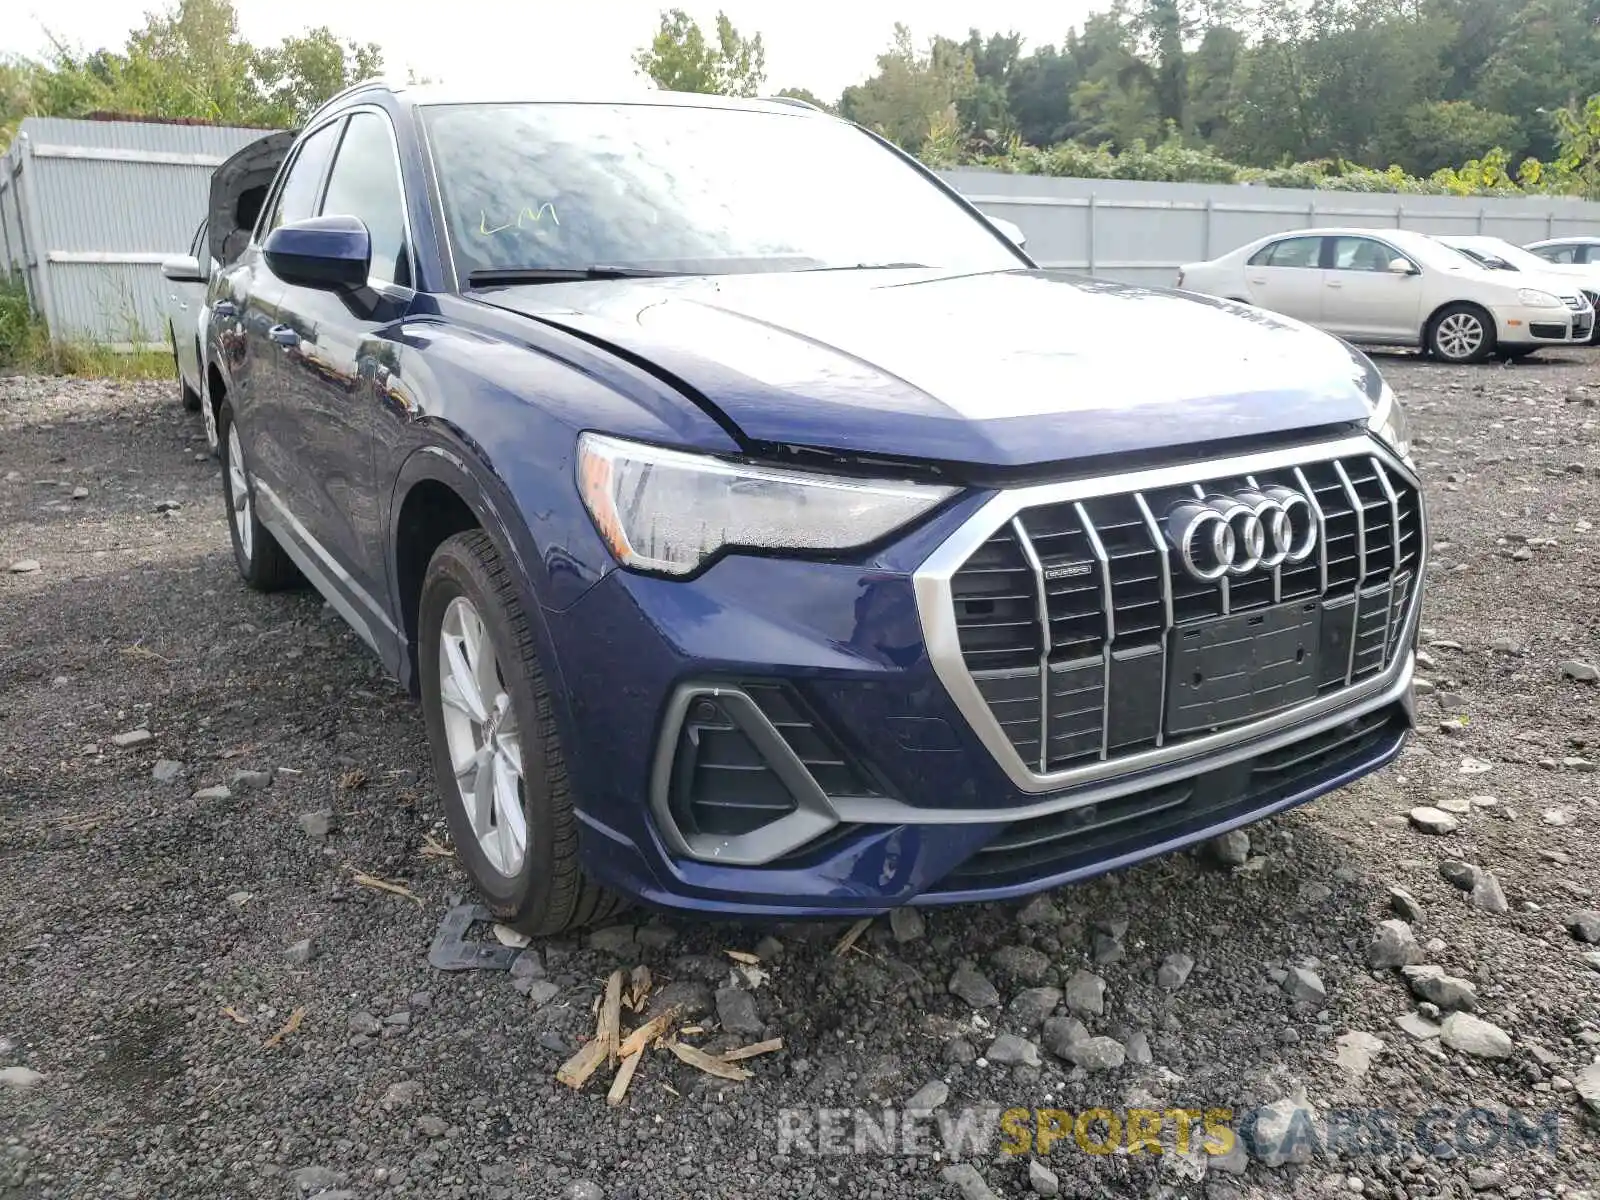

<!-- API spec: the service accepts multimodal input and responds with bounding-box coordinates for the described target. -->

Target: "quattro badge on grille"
[1165,486,1318,581]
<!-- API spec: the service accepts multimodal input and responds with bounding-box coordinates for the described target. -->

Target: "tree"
[633,9,766,97]
[837,25,976,153]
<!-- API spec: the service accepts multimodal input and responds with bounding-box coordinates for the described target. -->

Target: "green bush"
[0,271,42,368]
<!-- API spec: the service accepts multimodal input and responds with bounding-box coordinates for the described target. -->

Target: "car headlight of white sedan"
[1515,288,1563,308]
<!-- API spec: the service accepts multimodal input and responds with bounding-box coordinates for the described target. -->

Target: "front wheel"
[417,530,623,935]
[218,401,298,591]
[1428,303,1495,364]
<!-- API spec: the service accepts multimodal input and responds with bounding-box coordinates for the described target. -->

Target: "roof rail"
[763,94,824,112]
[303,76,395,125]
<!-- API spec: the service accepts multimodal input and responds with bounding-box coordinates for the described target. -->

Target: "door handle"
[269,325,300,348]
[1326,280,1343,288]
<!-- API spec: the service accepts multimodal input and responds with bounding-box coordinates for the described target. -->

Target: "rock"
[1458,756,1493,775]
[1008,987,1063,1029]
[1028,1158,1060,1196]
[492,924,530,949]
[154,499,182,513]
[1409,807,1459,834]
[949,963,1000,1009]
[1016,894,1064,926]
[284,938,316,966]
[1125,1030,1153,1065]
[297,809,338,841]
[1063,969,1106,1016]
[1434,794,1472,814]
[1247,1096,1320,1167]
[1575,1063,1600,1113]
[110,728,152,748]
[1208,829,1250,866]
[526,980,561,1007]
[8,559,40,574]
[0,1066,44,1092]
[991,944,1051,986]
[941,1164,1000,1200]
[888,906,925,943]
[1040,1016,1088,1059]
[230,768,272,792]
[289,1165,339,1193]
[1439,1012,1513,1058]
[1395,1012,1441,1040]
[1468,1167,1508,1192]
[636,924,678,951]
[1091,931,1125,965]
[381,1079,422,1108]
[942,1037,977,1065]
[1209,1132,1250,1175]
[714,986,763,1037]
[586,924,637,955]
[565,1182,604,1200]
[1282,966,1326,1004]
[225,891,252,909]
[1156,951,1195,989]
[1388,887,1424,923]
[193,785,231,802]
[1544,807,1575,826]
[984,1033,1041,1067]
[1470,871,1508,914]
[1063,1036,1125,1070]
[1335,1031,1384,1078]
[348,1012,382,1037]
[1489,637,1519,654]
[509,952,547,994]
[752,935,782,961]
[1439,859,1480,890]
[1367,919,1423,969]
[1402,965,1477,1011]
[1581,950,1600,973]
[1561,659,1600,683]
[1568,910,1600,943]
[905,1079,949,1114]
[151,759,183,782]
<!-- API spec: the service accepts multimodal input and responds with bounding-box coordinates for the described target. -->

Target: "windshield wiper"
[467,266,683,286]
[802,262,930,272]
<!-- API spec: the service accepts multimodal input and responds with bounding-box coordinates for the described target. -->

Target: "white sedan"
[161,219,218,453]
[1177,227,1593,363]
[1442,235,1600,346]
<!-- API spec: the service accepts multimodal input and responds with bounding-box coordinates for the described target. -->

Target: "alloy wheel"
[226,424,253,560]
[1435,312,1484,361]
[436,595,528,876]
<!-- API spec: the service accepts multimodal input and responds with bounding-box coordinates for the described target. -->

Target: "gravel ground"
[2,356,1598,1200]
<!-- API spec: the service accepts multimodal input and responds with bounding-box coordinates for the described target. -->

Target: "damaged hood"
[474,268,1374,469]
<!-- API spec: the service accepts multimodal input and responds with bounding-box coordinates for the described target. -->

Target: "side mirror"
[988,215,1027,251]
[263,215,371,290]
[161,254,206,284]
[1388,258,1418,275]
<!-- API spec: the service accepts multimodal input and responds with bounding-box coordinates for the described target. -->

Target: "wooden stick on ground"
[833,917,873,957]
[556,1038,608,1090]
[618,1005,681,1060]
[600,970,624,1067]
[721,1037,783,1063]
[607,1048,643,1107]
[668,1040,753,1081]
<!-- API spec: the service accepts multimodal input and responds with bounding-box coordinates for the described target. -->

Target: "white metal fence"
[944,169,1600,288]
[6,117,1600,345]
[1,117,266,348]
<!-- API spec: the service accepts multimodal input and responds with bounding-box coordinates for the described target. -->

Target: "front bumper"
[546,436,1424,917]
[1493,302,1589,345]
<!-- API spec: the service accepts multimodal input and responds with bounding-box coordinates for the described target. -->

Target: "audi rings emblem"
[1165,486,1318,581]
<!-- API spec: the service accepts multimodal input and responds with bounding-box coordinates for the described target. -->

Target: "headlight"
[1368,380,1410,461]
[1516,288,1562,308]
[576,433,959,576]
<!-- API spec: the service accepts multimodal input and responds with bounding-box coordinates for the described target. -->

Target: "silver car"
[161,220,217,452]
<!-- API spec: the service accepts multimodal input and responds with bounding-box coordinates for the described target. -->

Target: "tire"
[1427,303,1495,364]
[418,530,623,935]
[218,400,299,591]
[1586,294,1600,346]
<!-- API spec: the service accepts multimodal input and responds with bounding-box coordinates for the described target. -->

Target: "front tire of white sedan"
[1428,303,1495,364]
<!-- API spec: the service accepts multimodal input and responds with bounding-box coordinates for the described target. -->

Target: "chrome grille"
[948,449,1423,777]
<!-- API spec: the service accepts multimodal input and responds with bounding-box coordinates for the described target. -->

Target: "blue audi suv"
[202,81,1424,933]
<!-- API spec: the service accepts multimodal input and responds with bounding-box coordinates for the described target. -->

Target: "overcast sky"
[1,0,1102,101]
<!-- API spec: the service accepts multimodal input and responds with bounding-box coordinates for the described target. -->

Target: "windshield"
[420,101,1025,283]
[1447,244,1513,270]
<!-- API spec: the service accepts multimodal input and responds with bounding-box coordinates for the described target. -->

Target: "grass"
[0,271,176,381]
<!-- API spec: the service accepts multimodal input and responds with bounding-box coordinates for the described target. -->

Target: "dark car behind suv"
[203,81,1424,933]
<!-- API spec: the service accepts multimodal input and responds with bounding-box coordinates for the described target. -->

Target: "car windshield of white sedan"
[422,102,1023,280]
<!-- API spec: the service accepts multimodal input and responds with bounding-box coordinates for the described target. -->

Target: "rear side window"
[1533,244,1578,264]
[1329,237,1399,272]
[320,112,412,287]
[1250,237,1322,268]
[261,121,342,237]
